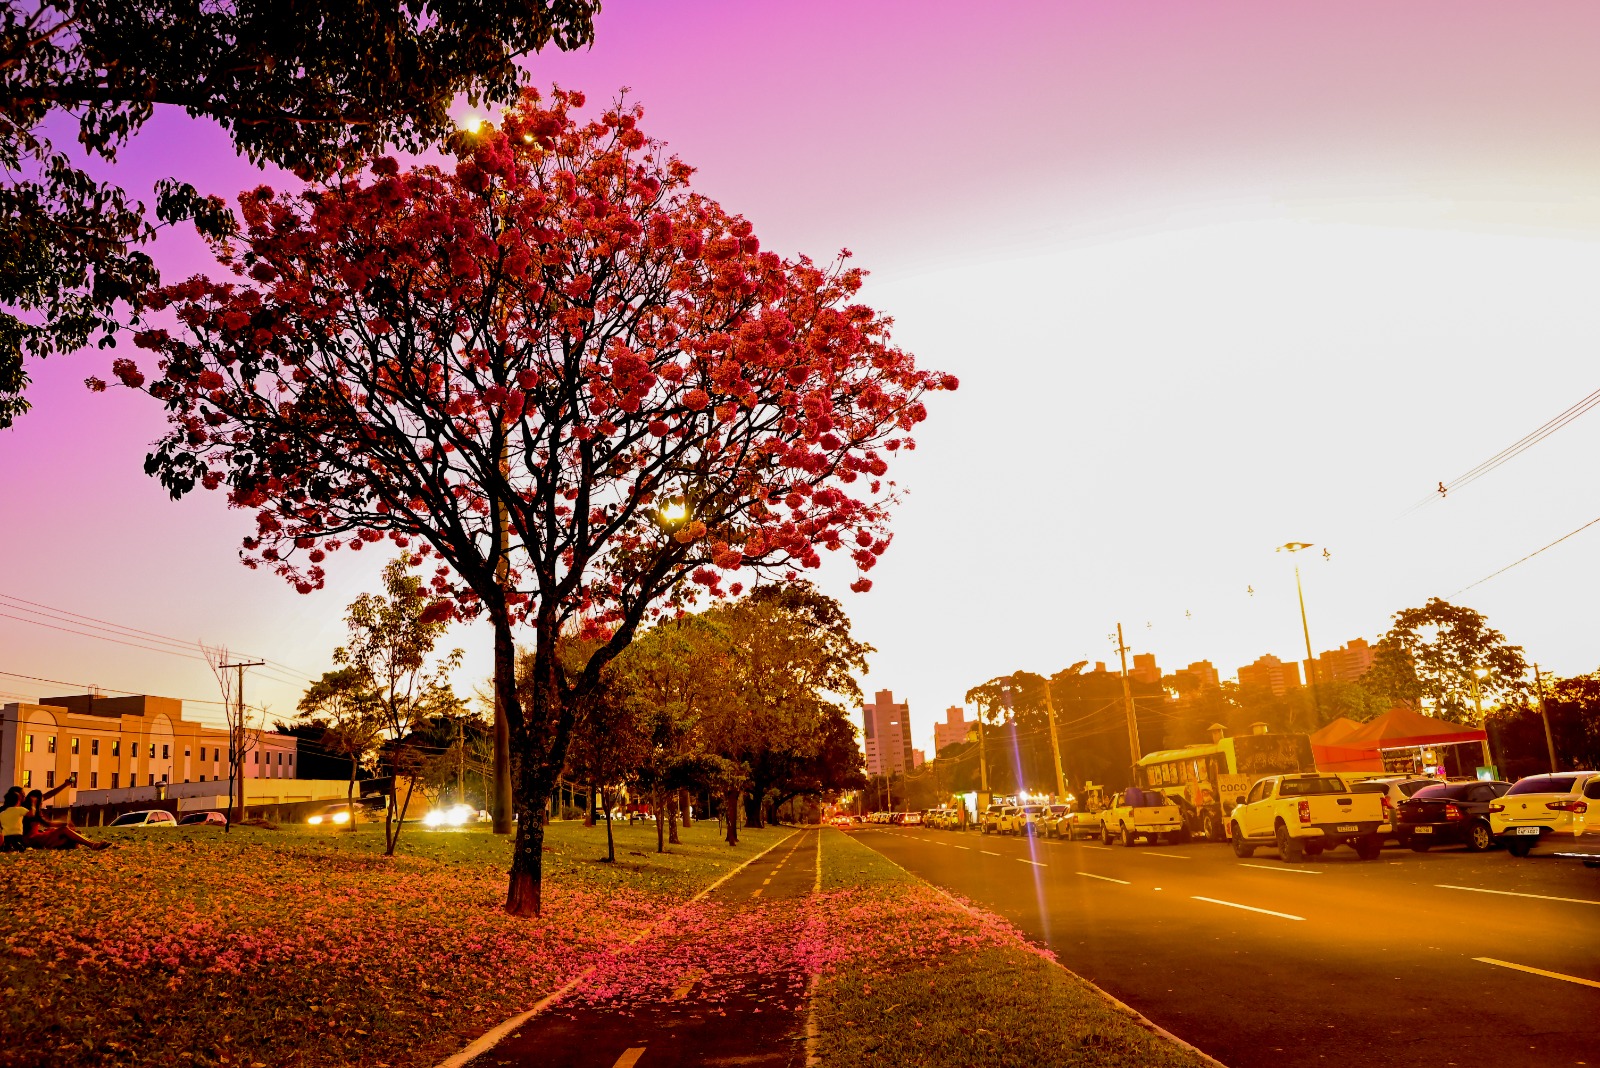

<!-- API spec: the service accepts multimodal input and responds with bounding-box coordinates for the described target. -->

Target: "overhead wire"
[1453,513,1600,596]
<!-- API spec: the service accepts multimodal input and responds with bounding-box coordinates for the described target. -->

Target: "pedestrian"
[1,786,26,852]
[22,790,109,851]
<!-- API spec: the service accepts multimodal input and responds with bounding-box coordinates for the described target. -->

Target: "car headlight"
[308,815,323,825]
[423,810,444,827]
[448,804,472,826]
[332,810,350,824]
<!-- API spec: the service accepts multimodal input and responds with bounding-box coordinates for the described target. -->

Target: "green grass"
[811,831,1214,1068]
[0,817,791,1068]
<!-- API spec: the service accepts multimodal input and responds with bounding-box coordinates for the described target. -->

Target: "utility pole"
[974,702,990,809]
[218,659,264,832]
[1116,623,1141,769]
[1042,675,1067,802]
[1276,543,1321,724]
[1532,664,1558,773]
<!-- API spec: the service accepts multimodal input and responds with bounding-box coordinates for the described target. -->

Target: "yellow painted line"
[1440,884,1599,906]
[1077,871,1130,885]
[1475,957,1600,989]
[612,1048,648,1068]
[1192,896,1304,921]
[671,979,695,1000]
[749,888,762,897]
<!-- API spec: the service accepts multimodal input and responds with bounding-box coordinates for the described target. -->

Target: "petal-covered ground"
[0,819,787,1068]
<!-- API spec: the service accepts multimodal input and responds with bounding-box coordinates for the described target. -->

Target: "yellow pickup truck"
[1100,788,1187,846]
[1230,773,1387,862]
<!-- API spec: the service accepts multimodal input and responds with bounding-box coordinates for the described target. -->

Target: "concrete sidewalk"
[470,827,821,1068]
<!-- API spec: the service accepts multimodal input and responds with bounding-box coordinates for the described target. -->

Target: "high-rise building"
[912,748,926,768]
[1237,655,1303,696]
[861,689,915,777]
[933,705,969,755]
[1130,653,1162,685]
[1306,638,1377,685]
[1179,661,1221,689]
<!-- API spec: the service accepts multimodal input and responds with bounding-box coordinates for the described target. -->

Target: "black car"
[1395,780,1510,852]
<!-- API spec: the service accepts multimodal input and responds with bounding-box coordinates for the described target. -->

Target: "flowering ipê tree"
[104,87,954,915]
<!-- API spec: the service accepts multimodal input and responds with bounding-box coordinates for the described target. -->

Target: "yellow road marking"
[1475,957,1600,989]
[750,888,762,897]
[613,1048,647,1068]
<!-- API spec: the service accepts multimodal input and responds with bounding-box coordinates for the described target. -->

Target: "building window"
[22,771,30,787]
[184,748,190,757]
[111,740,120,756]
[277,752,283,765]
[46,771,54,788]
[199,775,205,782]
[162,744,169,760]
[91,739,100,756]
[24,735,31,753]
[148,743,155,758]
[48,736,56,754]
[149,774,156,786]
[288,754,294,767]
[71,737,80,754]
[254,751,259,765]
[111,773,119,789]
[90,772,98,789]
[160,774,168,784]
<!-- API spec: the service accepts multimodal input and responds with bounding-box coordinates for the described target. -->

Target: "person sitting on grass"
[22,789,109,851]
[1,786,27,852]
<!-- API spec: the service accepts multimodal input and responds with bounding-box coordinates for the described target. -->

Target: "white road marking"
[1192,896,1305,921]
[1077,871,1130,884]
[980,850,1002,856]
[1238,863,1322,875]
[1475,957,1600,989]
[613,1048,647,1068]
[1019,858,1046,867]
[953,845,970,850]
[1439,884,1599,906]
[1142,852,1192,859]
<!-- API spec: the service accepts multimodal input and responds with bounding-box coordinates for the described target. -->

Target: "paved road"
[479,828,820,1068]
[852,825,1599,1068]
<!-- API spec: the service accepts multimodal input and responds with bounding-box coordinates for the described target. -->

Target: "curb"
[831,830,1232,1068]
[431,826,801,1068]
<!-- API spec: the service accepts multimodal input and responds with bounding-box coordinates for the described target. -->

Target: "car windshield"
[109,812,147,826]
[1399,780,1440,796]
[1409,784,1452,799]
[1278,777,1347,796]
[1022,806,1041,814]
[1507,775,1580,795]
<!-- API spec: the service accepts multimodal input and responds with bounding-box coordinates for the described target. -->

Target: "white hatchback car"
[1490,771,1599,856]
[109,809,177,827]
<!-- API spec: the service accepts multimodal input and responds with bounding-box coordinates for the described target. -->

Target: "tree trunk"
[723,789,741,845]
[506,795,546,916]
[345,757,358,832]
[678,786,692,828]
[602,786,615,863]
[653,786,665,853]
[667,792,680,845]
[584,781,596,826]
[744,790,764,829]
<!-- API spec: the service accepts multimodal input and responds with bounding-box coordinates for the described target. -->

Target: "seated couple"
[1,779,110,851]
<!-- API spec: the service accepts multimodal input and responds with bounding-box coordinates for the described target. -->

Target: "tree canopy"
[0,0,599,427]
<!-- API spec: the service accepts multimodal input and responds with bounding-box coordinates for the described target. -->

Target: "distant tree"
[1378,598,1528,723]
[201,642,265,829]
[0,0,599,428]
[554,643,650,863]
[336,557,463,856]
[1359,637,1425,712]
[295,666,383,828]
[1497,671,1600,774]
[115,90,950,914]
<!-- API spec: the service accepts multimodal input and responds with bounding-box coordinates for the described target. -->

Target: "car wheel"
[1100,824,1112,846]
[1201,809,1222,842]
[1276,821,1304,863]
[1120,824,1135,847]
[1506,838,1534,858]
[1355,835,1382,861]
[1465,821,1493,853]
[1231,823,1255,858]
[1303,840,1324,857]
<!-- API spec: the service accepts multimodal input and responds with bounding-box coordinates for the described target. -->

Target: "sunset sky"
[4,0,1600,757]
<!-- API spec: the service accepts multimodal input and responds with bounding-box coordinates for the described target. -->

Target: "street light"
[1469,666,1496,774]
[1276,542,1321,722]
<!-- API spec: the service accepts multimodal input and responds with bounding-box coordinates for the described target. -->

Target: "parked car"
[1000,804,1044,836]
[1039,804,1073,837]
[109,809,176,828]
[830,814,852,828]
[1231,773,1386,861]
[1490,771,1600,857]
[177,810,228,827]
[1395,780,1510,851]
[901,811,923,825]
[1100,788,1185,846]
[980,804,1012,835]
[1058,809,1104,840]
[1345,776,1445,839]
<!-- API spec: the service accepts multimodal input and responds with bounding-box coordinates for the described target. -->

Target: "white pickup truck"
[1230,773,1386,862]
[1100,788,1187,846]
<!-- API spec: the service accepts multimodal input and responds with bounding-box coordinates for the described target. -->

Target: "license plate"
[1336,824,1358,833]
[1514,827,1541,836]
[1413,826,1432,834]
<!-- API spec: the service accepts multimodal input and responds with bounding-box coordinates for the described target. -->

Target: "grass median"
[0,817,790,1068]
[811,829,1215,1068]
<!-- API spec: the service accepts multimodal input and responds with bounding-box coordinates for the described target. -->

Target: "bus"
[1133,730,1315,841]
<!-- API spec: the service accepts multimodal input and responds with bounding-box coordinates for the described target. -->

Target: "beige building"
[0,693,297,806]
[1236,655,1303,696]
[861,689,915,777]
[933,705,970,755]
[1307,638,1378,685]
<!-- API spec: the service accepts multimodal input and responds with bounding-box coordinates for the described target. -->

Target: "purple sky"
[5,1,1600,755]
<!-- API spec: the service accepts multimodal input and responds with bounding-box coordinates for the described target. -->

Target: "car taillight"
[1489,803,1504,813]
[1382,796,1393,822]
[1444,803,1462,821]
[1298,798,1311,824]
[1546,800,1589,813]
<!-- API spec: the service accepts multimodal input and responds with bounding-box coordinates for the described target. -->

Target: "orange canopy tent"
[1310,716,1385,773]
[1311,707,1487,773]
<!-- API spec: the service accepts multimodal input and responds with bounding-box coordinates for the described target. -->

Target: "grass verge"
[811,830,1215,1068]
[0,817,789,1068]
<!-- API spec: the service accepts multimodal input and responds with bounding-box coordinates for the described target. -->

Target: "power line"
[1454,513,1600,595]
[1402,385,1600,516]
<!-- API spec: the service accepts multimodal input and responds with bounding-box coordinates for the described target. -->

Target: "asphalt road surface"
[853,824,1598,1068]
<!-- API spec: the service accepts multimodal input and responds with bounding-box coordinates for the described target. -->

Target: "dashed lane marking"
[953,845,970,850]
[1141,852,1192,859]
[1237,863,1321,875]
[750,888,763,898]
[1474,957,1600,989]
[612,1048,647,1068]
[1019,859,1046,867]
[980,850,1002,856]
[1077,872,1130,885]
[1439,884,1599,906]
[1192,896,1304,921]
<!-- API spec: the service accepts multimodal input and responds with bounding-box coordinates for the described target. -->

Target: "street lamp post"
[1469,667,1496,773]
[1276,542,1321,723]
